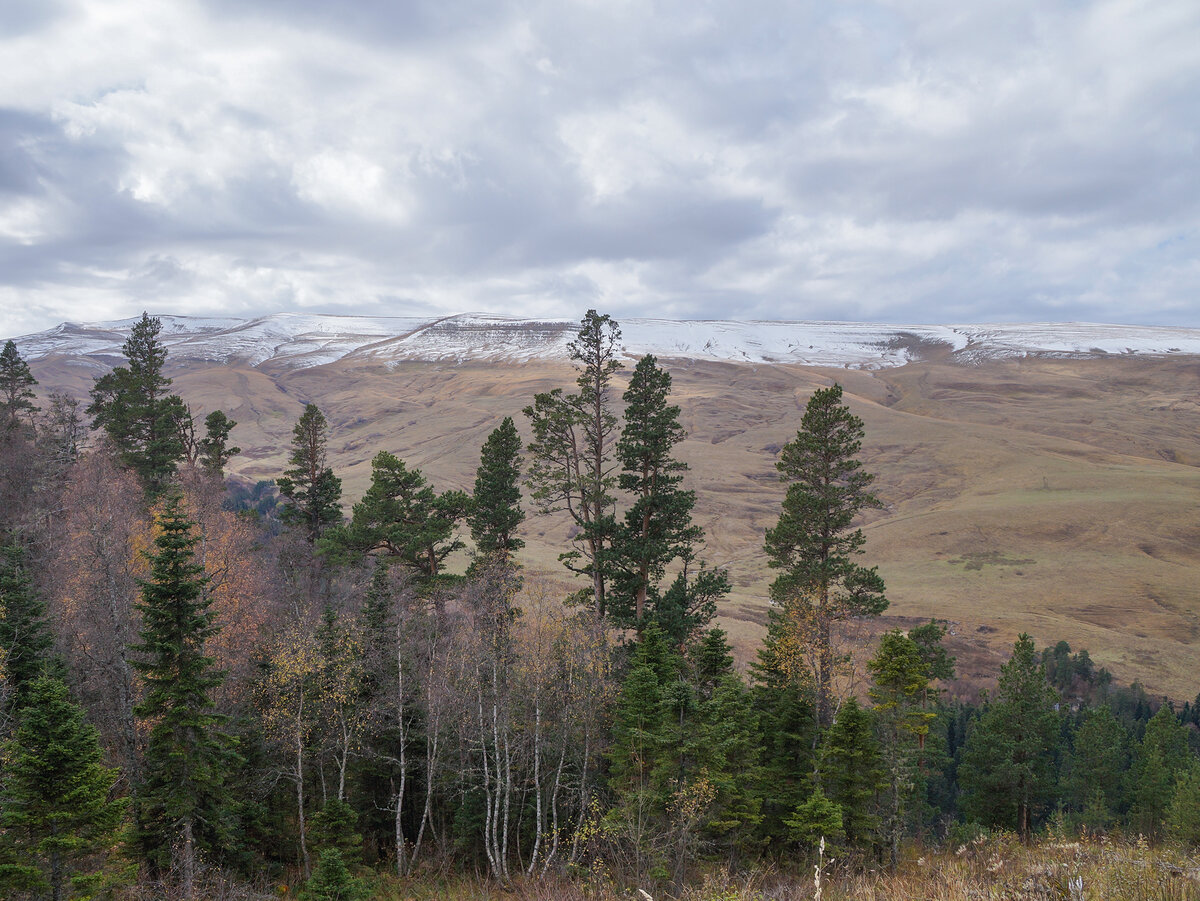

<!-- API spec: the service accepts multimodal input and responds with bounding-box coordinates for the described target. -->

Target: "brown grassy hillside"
[34,353,1200,699]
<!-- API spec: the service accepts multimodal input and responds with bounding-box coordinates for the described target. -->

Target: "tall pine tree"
[0,340,38,435]
[328,451,467,580]
[131,495,239,899]
[764,383,886,726]
[609,354,727,639]
[524,310,622,616]
[87,313,187,494]
[278,404,343,543]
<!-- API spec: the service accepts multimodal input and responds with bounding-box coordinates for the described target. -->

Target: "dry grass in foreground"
[344,835,1200,901]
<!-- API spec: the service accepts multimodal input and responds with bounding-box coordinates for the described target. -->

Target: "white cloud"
[1,0,1199,337]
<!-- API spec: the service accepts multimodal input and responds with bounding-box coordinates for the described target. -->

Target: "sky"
[1,0,1198,338]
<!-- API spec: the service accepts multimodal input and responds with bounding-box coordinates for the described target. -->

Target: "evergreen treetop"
[0,340,38,435]
[468,417,525,562]
[278,403,343,542]
[131,495,239,894]
[87,312,186,494]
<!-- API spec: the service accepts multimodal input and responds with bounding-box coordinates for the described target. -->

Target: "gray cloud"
[1,0,1199,337]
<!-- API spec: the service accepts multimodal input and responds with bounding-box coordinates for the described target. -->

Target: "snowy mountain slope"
[13,312,1200,370]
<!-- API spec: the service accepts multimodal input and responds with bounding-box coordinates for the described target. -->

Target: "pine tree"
[277,404,343,543]
[131,495,239,899]
[609,354,727,639]
[328,451,467,579]
[0,676,127,901]
[764,383,886,726]
[958,634,1061,837]
[0,542,54,710]
[468,417,525,563]
[0,340,38,435]
[87,312,186,494]
[524,310,622,616]
[199,410,239,479]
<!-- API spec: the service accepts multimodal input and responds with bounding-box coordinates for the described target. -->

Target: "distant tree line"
[0,312,1196,900]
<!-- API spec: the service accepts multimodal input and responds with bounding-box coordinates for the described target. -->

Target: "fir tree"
[0,676,127,901]
[277,404,343,543]
[0,340,38,435]
[819,697,883,848]
[87,312,186,494]
[749,634,819,846]
[958,634,1061,837]
[468,417,525,564]
[301,847,369,901]
[524,310,622,616]
[0,542,54,710]
[696,674,764,857]
[1064,705,1130,828]
[868,630,939,865]
[131,495,239,899]
[764,383,886,726]
[1166,761,1200,846]
[1128,703,1193,837]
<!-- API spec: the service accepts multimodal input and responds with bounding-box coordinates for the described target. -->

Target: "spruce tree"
[468,417,525,563]
[131,495,238,899]
[609,354,727,638]
[0,676,127,901]
[87,312,186,494]
[749,632,819,846]
[1129,703,1193,837]
[958,634,1061,837]
[524,310,622,616]
[868,630,938,865]
[300,848,369,901]
[1166,761,1200,846]
[0,340,38,435]
[0,542,54,710]
[1064,705,1129,827]
[819,697,883,848]
[278,404,343,543]
[764,383,885,725]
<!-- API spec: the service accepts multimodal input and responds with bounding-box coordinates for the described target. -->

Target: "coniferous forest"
[0,312,1199,900]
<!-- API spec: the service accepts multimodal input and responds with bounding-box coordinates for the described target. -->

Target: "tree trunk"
[181,818,195,901]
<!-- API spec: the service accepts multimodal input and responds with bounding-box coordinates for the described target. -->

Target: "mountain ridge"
[14,312,1200,371]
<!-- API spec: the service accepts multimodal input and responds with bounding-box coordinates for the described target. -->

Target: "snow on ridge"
[12,313,1200,370]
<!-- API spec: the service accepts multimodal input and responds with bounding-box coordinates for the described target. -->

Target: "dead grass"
[283,835,1200,901]
[31,354,1200,698]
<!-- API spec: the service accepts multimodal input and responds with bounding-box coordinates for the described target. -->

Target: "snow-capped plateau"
[13,313,1200,371]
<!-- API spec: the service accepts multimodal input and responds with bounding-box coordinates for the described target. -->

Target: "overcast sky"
[1,0,1198,337]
